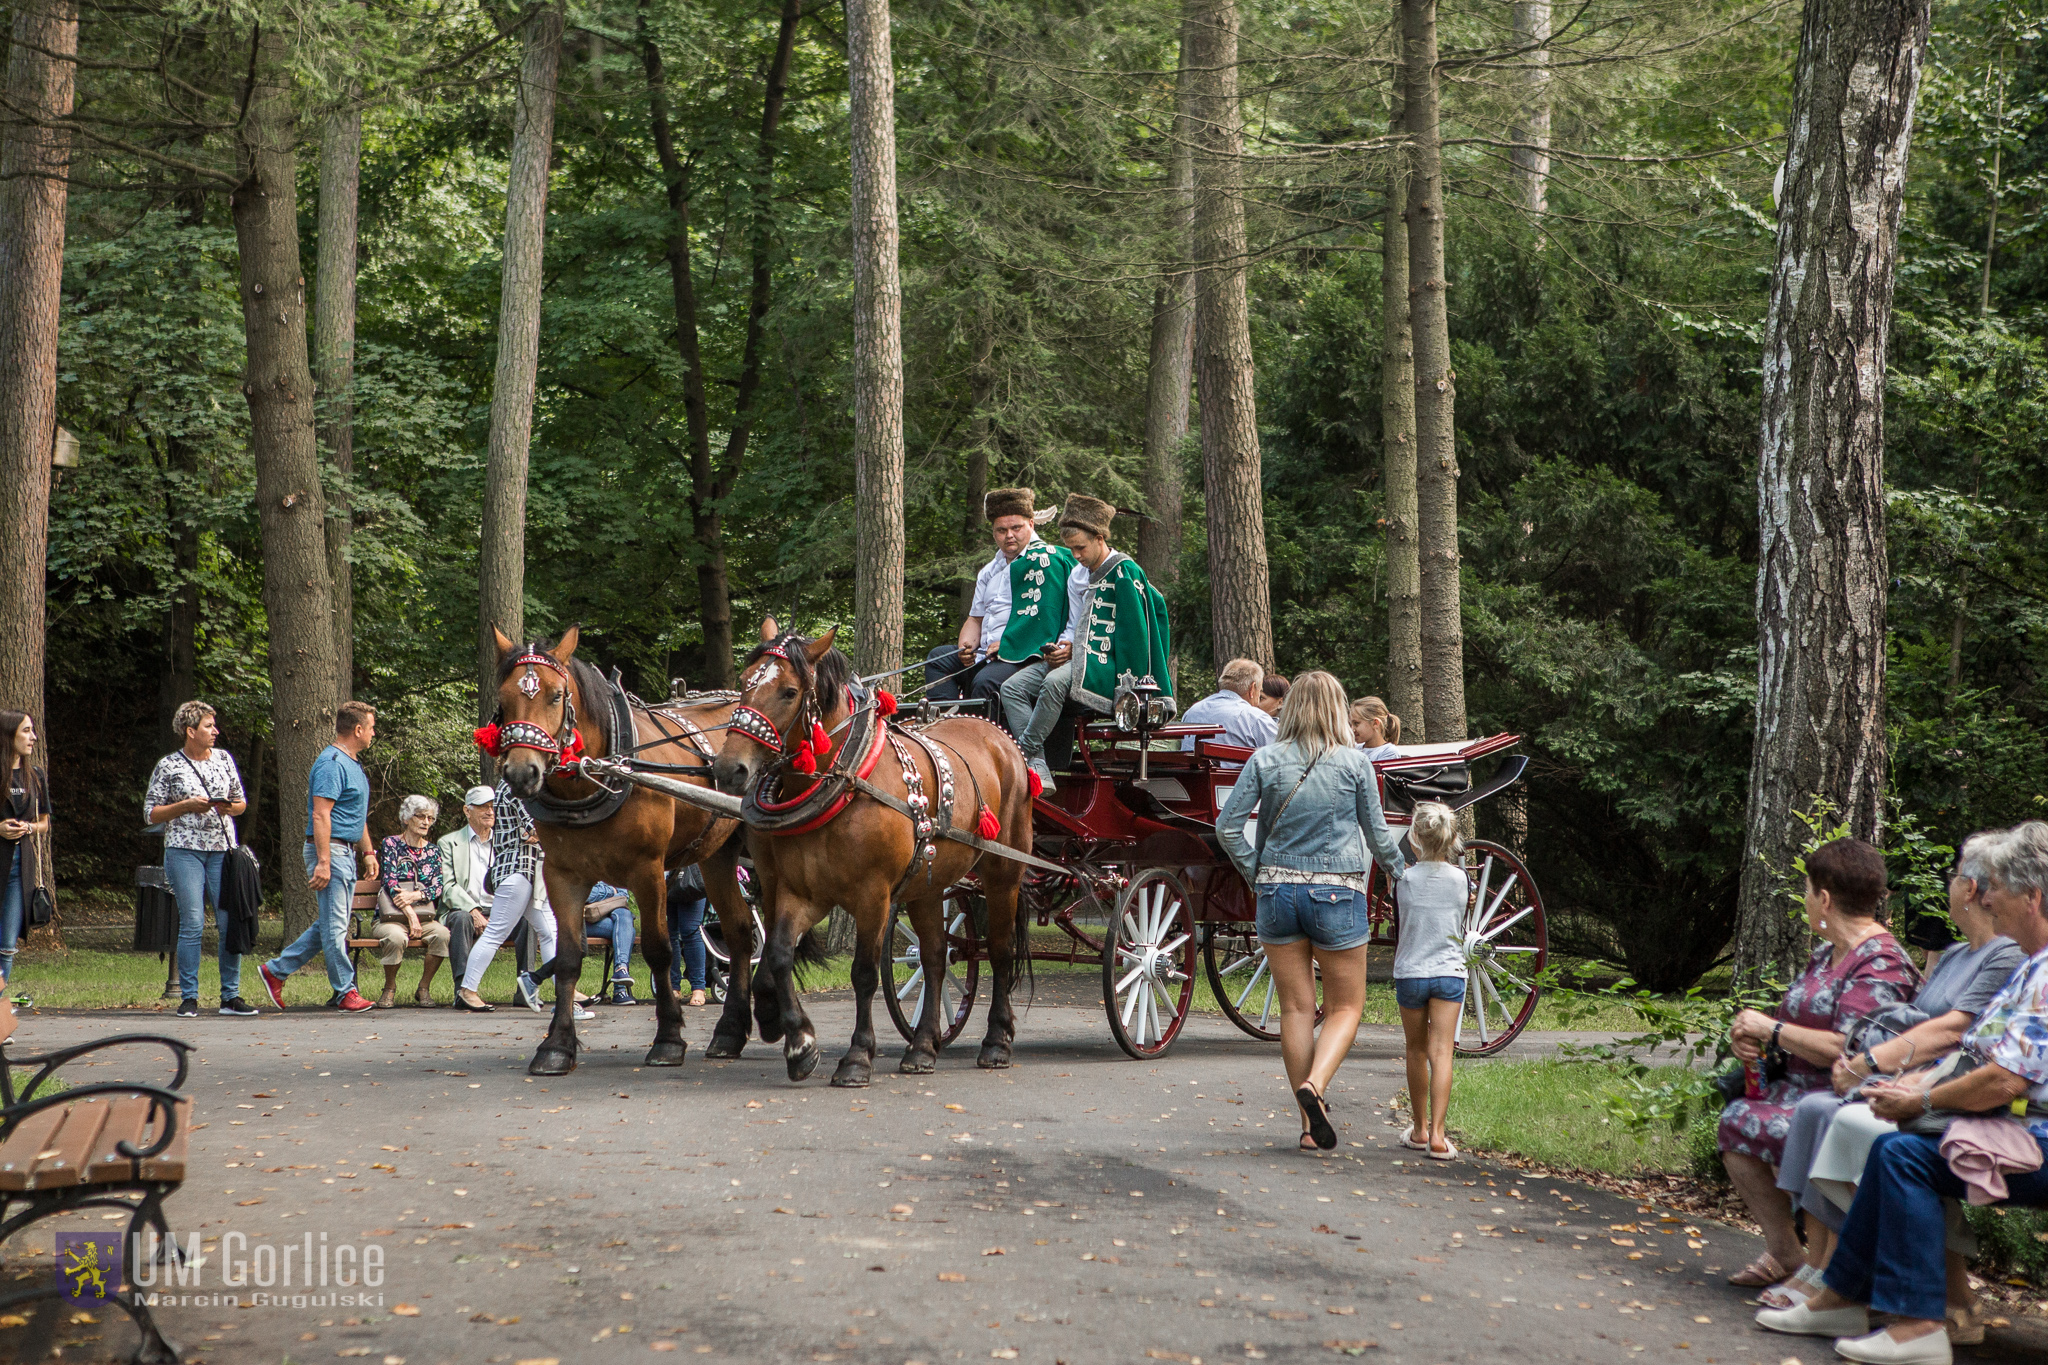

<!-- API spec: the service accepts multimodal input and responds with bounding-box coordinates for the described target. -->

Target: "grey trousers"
[1001,660,1080,757]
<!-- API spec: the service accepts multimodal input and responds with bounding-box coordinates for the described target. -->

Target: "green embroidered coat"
[1071,551,1174,711]
[994,539,1079,663]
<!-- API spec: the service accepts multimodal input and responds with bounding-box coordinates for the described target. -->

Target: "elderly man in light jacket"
[436,786,496,984]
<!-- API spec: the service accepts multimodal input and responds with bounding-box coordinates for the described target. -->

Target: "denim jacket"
[1216,741,1407,885]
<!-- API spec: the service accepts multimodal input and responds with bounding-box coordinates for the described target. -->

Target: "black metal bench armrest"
[0,1081,188,1161]
[0,1033,194,1106]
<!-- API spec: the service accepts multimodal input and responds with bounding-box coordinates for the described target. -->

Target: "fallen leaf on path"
[1268,1310,1308,1321]
[237,1199,264,1207]
[1323,1339,1378,1354]
[1143,1352,1198,1363]
[1326,1306,1355,1315]
[937,1272,966,1282]
[1413,1256,1443,1264]
[391,1304,420,1317]
[982,1247,1005,1255]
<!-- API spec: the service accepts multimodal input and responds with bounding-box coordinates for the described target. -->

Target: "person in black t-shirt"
[0,710,52,1007]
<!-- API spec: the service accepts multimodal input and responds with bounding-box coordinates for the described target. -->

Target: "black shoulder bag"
[181,753,264,955]
[19,769,53,928]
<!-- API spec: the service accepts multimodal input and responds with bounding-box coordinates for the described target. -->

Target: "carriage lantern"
[1112,672,1177,779]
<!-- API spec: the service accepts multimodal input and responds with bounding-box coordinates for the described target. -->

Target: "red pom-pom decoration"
[1027,768,1043,798]
[790,741,818,776]
[876,689,898,716]
[977,804,1001,841]
[810,721,830,754]
[565,729,586,758]
[473,724,502,756]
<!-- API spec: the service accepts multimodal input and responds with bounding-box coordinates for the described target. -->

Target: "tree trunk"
[315,101,362,702]
[961,297,995,615]
[1404,0,1466,745]
[0,0,76,741]
[1731,0,1927,988]
[232,24,339,942]
[643,0,799,689]
[478,2,562,726]
[1137,19,1197,587]
[848,0,906,680]
[1382,18,1423,739]
[1509,1,1551,217]
[159,434,201,748]
[1187,0,1273,668]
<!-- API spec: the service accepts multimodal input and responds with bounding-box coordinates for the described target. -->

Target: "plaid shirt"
[488,783,542,890]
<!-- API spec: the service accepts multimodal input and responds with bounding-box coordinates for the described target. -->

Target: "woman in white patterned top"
[144,700,253,1017]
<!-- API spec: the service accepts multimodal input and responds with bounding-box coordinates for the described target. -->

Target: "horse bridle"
[480,650,583,763]
[730,637,831,771]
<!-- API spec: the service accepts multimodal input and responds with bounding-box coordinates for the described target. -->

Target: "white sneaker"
[514,972,541,1012]
[572,1004,595,1021]
[1027,756,1057,792]
[1833,1327,1953,1365]
[1755,1299,1870,1338]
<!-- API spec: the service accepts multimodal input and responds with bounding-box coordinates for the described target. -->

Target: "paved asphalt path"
[7,995,2045,1365]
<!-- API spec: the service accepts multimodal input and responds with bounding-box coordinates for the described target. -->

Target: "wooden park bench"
[345,877,625,998]
[0,996,193,1362]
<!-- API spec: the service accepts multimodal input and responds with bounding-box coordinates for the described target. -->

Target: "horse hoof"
[976,1045,1012,1070]
[830,1059,872,1088]
[528,1046,576,1077]
[786,1041,821,1083]
[644,1040,688,1067]
[705,1034,747,1060]
[898,1051,936,1075]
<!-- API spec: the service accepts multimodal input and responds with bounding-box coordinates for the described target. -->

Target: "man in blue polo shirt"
[259,701,380,1012]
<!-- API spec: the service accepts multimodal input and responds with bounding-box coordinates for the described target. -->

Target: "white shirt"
[1391,860,1470,981]
[462,827,492,908]
[1359,742,1401,763]
[1179,689,1277,756]
[967,548,1018,661]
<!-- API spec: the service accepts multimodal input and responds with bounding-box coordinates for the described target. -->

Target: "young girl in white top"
[1393,801,1468,1159]
[1349,696,1402,763]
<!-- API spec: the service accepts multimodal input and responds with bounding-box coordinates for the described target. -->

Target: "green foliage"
[1962,1202,2048,1285]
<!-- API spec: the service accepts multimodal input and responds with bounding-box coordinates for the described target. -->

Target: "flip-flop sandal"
[1400,1131,1431,1151]
[1296,1086,1337,1150]
[1298,1133,1326,1155]
[1727,1252,1794,1287]
[1427,1140,1458,1161]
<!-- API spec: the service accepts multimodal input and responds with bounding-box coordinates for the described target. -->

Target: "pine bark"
[0,0,76,738]
[1732,0,1928,986]
[478,3,562,720]
[1509,1,1551,217]
[1382,19,1423,739]
[849,0,906,679]
[643,0,800,689]
[1137,18,1197,587]
[232,24,338,940]
[1187,0,1273,668]
[961,297,996,615]
[1404,0,1466,744]
[316,101,362,702]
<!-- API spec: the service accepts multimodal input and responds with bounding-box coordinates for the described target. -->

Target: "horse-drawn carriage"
[484,623,1547,1081]
[878,707,1549,1061]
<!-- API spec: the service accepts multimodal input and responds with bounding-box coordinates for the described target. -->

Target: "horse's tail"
[1008,884,1035,1009]
[790,917,833,988]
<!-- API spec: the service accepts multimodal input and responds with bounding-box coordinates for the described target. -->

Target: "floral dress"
[378,836,446,904]
[1718,932,1921,1164]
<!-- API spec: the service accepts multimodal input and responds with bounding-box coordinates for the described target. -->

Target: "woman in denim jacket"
[1218,671,1408,1152]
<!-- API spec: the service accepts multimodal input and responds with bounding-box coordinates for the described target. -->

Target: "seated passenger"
[999,494,1173,790]
[1350,696,1402,762]
[1179,658,1276,759]
[1759,822,2048,1365]
[1258,672,1289,718]
[922,488,1075,727]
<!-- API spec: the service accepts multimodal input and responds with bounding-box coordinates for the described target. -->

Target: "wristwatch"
[1769,1021,1784,1053]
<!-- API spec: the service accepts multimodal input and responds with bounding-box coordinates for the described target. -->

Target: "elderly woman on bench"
[1758,821,2048,1365]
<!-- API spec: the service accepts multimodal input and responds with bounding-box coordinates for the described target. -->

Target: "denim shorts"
[1394,975,1467,1009]
[1256,882,1371,952]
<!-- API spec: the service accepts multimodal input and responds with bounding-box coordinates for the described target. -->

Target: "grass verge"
[1444,1059,1711,1177]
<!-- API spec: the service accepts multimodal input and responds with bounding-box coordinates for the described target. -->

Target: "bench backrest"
[352,877,381,915]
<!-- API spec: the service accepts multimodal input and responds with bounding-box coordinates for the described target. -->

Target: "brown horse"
[488,626,752,1077]
[711,619,1033,1085]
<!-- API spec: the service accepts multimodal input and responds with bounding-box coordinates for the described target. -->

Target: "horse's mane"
[739,632,854,710]
[498,636,617,753]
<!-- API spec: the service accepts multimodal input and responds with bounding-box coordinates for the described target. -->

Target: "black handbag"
[181,753,263,954]
[133,869,178,953]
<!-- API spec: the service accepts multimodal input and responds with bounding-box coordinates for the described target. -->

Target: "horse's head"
[484,625,590,798]
[713,616,842,796]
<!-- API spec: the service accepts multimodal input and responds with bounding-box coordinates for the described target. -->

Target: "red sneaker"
[331,988,374,1013]
[258,964,288,1011]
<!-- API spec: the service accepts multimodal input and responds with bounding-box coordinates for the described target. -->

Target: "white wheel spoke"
[1156,932,1190,959]
[896,967,924,1003]
[1258,970,1276,1028]
[1480,902,1534,942]
[1492,944,1540,954]
[1232,956,1267,1012]
[1467,856,1494,935]
[1121,974,1144,1028]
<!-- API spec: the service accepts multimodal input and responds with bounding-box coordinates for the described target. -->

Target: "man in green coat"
[998,493,1174,789]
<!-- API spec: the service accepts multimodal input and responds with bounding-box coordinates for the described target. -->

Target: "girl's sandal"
[688,989,707,1008]
[1295,1085,1337,1150]
[1727,1252,1794,1288]
[1297,1133,1326,1156]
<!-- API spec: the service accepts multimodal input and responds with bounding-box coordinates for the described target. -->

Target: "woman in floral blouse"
[1718,837,1920,1288]
[373,795,451,1007]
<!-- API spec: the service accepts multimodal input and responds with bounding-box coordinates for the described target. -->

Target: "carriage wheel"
[699,901,765,1005]
[883,893,980,1047]
[1203,925,1323,1041]
[1453,839,1548,1057]
[1104,869,1197,1059]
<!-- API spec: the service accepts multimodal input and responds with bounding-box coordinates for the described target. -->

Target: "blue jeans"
[588,906,634,982]
[0,841,20,985]
[669,890,707,991]
[1255,882,1373,951]
[167,847,240,1001]
[1824,1128,2048,1321]
[1394,976,1467,1009]
[267,844,357,997]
